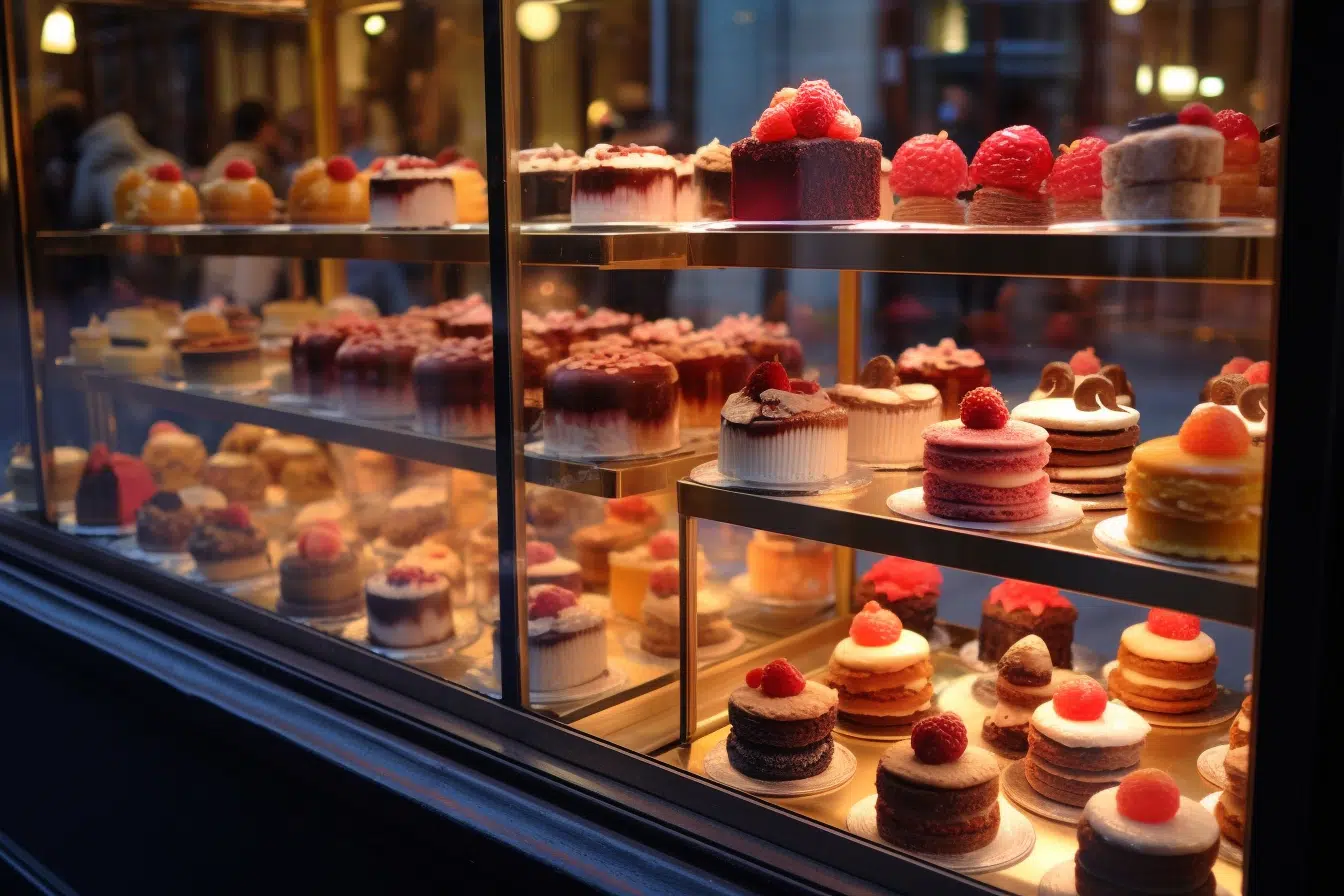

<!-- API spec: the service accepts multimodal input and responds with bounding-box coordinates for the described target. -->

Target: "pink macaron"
[923,471,1050,507]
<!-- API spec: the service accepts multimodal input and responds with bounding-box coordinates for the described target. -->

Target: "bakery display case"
[1,1,1335,894]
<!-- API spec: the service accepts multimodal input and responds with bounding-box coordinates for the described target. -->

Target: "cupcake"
[828,355,941,467]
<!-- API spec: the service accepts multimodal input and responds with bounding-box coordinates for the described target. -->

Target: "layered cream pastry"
[1025,679,1151,807]
[826,601,934,728]
[981,635,1079,755]
[1108,609,1218,714]
[639,566,734,658]
[719,362,847,484]
[828,355,941,466]
[1011,368,1140,496]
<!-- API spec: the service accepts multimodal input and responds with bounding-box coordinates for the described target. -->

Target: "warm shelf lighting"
[41,5,76,55]
[516,1,560,43]
[1110,0,1146,14]
[586,99,611,128]
[1158,65,1199,100]
[363,14,386,37]
[940,0,968,54]
[1198,76,1226,98]
[1135,64,1153,96]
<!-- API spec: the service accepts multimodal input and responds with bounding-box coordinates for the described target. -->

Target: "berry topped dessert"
[571,143,678,223]
[921,387,1054,522]
[1046,137,1108,223]
[855,556,941,636]
[610,528,706,622]
[135,490,199,553]
[875,713,1002,854]
[1029,349,1135,406]
[726,659,838,781]
[896,338,990,419]
[1193,373,1268,446]
[1025,678,1151,807]
[364,565,455,648]
[639,564,734,659]
[278,523,363,620]
[1125,405,1264,562]
[982,635,1080,756]
[718,361,848,484]
[494,585,607,692]
[288,156,370,224]
[1012,369,1141,496]
[518,144,581,221]
[731,79,882,221]
[74,443,157,528]
[1108,609,1219,715]
[978,578,1078,667]
[201,158,276,225]
[1211,107,1261,217]
[888,131,969,224]
[968,125,1055,226]
[1101,103,1224,221]
[125,161,202,226]
[826,601,935,729]
[542,348,680,459]
[188,503,272,583]
[828,354,942,467]
[1074,769,1221,896]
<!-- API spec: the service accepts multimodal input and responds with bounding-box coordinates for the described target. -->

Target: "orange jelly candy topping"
[1178,405,1251,457]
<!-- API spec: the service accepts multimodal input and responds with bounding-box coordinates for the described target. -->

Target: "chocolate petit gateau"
[1025,679,1151,808]
[135,490,199,553]
[335,332,435,419]
[542,348,680,459]
[365,565,455,648]
[412,336,494,438]
[278,524,364,620]
[981,635,1079,756]
[727,661,838,781]
[188,504,272,583]
[855,556,942,637]
[978,579,1078,667]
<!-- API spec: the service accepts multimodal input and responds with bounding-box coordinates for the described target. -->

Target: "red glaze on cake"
[732,80,881,221]
[411,337,494,438]
[571,144,678,223]
[921,387,1052,522]
[1047,137,1108,222]
[888,131,968,224]
[978,579,1078,667]
[74,443,157,527]
[651,333,752,428]
[855,557,942,636]
[968,125,1055,226]
[290,316,381,403]
[542,348,680,459]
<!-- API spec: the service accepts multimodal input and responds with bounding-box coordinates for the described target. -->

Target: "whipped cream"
[1120,623,1216,664]
[1011,396,1139,432]
[831,382,939,406]
[1084,788,1220,855]
[831,628,928,672]
[1031,700,1150,748]
[1120,668,1214,690]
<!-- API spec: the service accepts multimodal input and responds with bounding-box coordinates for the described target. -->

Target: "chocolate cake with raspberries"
[731,79,881,221]
[542,347,680,459]
[1026,678,1150,808]
[875,712,1001,854]
[412,336,494,438]
[726,659,838,781]
[719,361,848,484]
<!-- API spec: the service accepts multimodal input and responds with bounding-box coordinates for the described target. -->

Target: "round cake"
[829,355,941,466]
[1193,374,1268,446]
[411,337,494,438]
[278,524,363,619]
[1025,680,1151,807]
[188,504,271,583]
[981,635,1080,755]
[639,566,734,658]
[1011,369,1141,496]
[542,348,680,459]
[727,663,838,781]
[826,602,935,728]
[141,425,207,491]
[495,585,607,692]
[135,490,198,553]
[1108,610,1219,714]
[365,565,455,648]
[897,339,990,420]
[719,362,848,485]
[855,556,941,636]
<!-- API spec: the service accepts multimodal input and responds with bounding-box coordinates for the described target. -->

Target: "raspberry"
[826,111,862,140]
[223,159,256,180]
[648,566,680,597]
[789,378,821,395]
[1214,109,1260,143]
[745,667,764,688]
[1179,405,1251,457]
[760,658,806,697]
[1147,608,1201,640]
[648,531,678,561]
[911,713,968,764]
[148,421,182,438]
[751,104,797,142]
[788,79,843,139]
[368,157,387,173]
[87,443,110,471]
[849,600,903,646]
[325,156,358,182]
[769,87,797,108]
[1047,137,1107,202]
[1052,678,1107,722]
[528,585,577,619]
[744,361,792,399]
[969,125,1054,191]
[606,495,653,522]
[889,132,968,199]
[298,525,344,560]
[1220,356,1254,375]
[959,386,1010,429]
[386,565,435,586]
[1069,347,1101,375]
[1115,769,1181,824]
[1243,361,1270,384]
[218,503,252,529]
[1178,103,1216,128]
[152,162,183,183]
[525,541,557,564]
[434,147,461,166]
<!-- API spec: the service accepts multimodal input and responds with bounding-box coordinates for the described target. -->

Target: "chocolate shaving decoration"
[858,354,899,389]
[1074,374,1120,411]
[1198,375,1218,403]
[1208,373,1249,405]
[1238,383,1269,422]
[1036,361,1075,398]
[1099,364,1133,404]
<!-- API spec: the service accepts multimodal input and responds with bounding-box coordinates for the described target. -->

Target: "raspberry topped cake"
[726,659,838,781]
[1011,370,1141,496]
[978,579,1077,667]
[719,361,848,484]
[364,565,455,648]
[188,504,272,583]
[922,387,1053,522]
[828,354,941,466]
[571,144,678,223]
[1026,678,1151,807]
[731,79,881,221]
[875,713,1002,854]
[826,601,935,729]
[1047,137,1108,222]
[279,523,363,619]
[1074,770,1221,896]
[1108,610,1219,715]
[982,635,1080,756]
[1211,108,1261,217]
[1102,104,1224,221]
[542,348,680,458]
[411,337,494,438]
[639,566,734,659]
[1193,374,1268,446]
[888,131,969,224]
[1029,348,1135,406]
[496,585,608,692]
[855,556,941,636]
[968,125,1055,226]
[896,338,989,419]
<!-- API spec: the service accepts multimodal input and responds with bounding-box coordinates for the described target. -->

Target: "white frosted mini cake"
[542,348,680,459]
[571,144,678,224]
[829,355,941,466]
[493,585,608,692]
[719,362,848,484]
[369,156,457,227]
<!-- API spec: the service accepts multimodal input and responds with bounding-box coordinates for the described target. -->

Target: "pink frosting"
[862,557,942,601]
[988,579,1074,615]
[921,418,1049,450]
[898,338,985,373]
